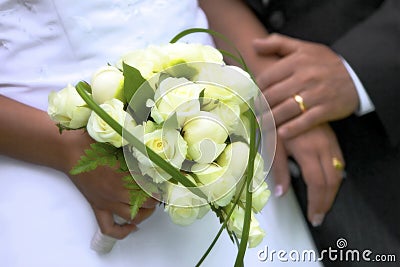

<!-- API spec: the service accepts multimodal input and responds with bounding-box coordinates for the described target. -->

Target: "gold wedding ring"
[293,94,306,113]
[332,157,344,171]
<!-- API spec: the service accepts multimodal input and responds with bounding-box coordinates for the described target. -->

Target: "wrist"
[58,129,94,175]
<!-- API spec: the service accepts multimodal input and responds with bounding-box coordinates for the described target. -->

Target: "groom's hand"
[253,34,359,139]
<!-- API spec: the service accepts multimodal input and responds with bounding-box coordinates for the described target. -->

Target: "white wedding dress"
[0,1,322,266]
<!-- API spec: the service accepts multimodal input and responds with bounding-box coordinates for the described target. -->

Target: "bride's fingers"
[272,138,291,197]
[132,207,156,225]
[141,197,159,208]
[301,157,328,227]
[105,202,132,222]
[93,208,137,240]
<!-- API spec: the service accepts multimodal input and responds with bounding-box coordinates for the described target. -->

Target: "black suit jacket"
[246,1,400,266]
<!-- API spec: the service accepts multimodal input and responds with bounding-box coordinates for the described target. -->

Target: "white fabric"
[0,1,321,266]
[341,58,375,116]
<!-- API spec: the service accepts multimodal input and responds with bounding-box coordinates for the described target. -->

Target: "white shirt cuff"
[341,58,375,116]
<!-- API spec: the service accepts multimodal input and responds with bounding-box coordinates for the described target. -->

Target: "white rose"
[91,66,124,104]
[248,218,266,248]
[251,181,270,213]
[182,111,228,146]
[163,43,224,68]
[226,205,266,248]
[201,84,238,111]
[192,163,236,207]
[209,101,241,132]
[48,84,91,129]
[165,176,209,226]
[187,139,226,164]
[238,180,270,214]
[152,77,202,125]
[87,99,136,147]
[196,65,258,113]
[253,152,267,186]
[133,128,187,183]
[217,142,250,181]
[119,45,166,79]
[232,113,251,142]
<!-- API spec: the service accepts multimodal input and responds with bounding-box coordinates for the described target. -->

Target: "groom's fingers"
[253,34,300,57]
[94,208,138,240]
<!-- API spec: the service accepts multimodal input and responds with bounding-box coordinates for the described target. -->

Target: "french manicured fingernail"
[274,185,283,197]
[311,213,325,227]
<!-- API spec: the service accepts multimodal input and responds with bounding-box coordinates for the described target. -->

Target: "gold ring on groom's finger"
[332,157,344,171]
[293,94,307,113]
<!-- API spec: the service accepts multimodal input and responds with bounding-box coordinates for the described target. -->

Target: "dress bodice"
[0,0,212,110]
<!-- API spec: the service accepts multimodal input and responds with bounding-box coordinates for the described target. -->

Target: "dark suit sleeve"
[331,0,400,145]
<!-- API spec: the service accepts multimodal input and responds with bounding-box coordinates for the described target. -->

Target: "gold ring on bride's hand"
[332,157,344,171]
[293,94,307,113]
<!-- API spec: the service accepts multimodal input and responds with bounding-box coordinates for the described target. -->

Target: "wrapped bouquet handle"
[90,215,127,254]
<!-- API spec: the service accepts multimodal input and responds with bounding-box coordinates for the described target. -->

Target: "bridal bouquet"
[47,29,273,266]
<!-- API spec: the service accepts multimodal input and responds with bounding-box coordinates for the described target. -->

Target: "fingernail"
[311,213,325,227]
[274,185,283,197]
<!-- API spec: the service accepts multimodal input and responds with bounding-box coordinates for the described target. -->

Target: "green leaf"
[69,143,118,175]
[123,62,146,104]
[80,81,92,94]
[234,107,257,267]
[122,174,152,219]
[199,88,205,107]
[129,190,149,219]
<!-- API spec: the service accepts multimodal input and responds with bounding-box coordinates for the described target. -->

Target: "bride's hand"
[63,130,157,239]
[273,124,345,227]
[0,96,157,239]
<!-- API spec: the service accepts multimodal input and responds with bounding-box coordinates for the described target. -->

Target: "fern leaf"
[69,143,119,175]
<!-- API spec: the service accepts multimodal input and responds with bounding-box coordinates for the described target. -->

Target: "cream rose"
[151,77,202,125]
[251,181,270,213]
[165,176,210,226]
[182,111,228,146]
[209,101,241,133]
[183,112,229,164]
[48,84,91,129]
[119,45,166,80]
[226,205,266,248]
[133,128,187,183]
[87,99,136,148]
[217,142,250,181]
[91,66,124,104]
[187,139,226,164]
[196,65,259,113]
[192,163,236,207]
[253,152,267,186]
[163,43,224,68]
